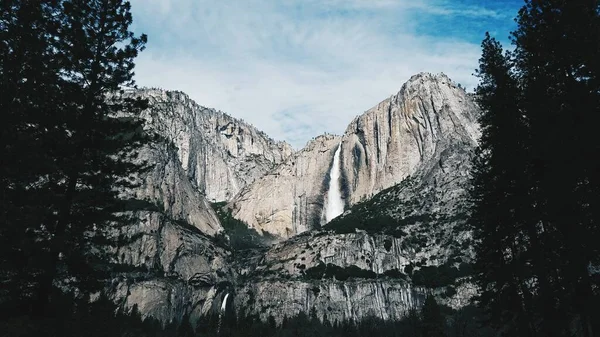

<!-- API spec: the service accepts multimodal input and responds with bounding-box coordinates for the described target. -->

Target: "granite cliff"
[229,73,479,239]
[133,89,293,202]
[100,73,480,325]
[229,134,341,238]
[100,89,292,324]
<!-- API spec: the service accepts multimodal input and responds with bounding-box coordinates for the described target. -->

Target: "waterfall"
[325,143,344,222]
[220,293,229,312]
[217,293,229,333]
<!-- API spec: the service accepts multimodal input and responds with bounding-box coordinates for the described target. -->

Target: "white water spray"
[217,293,229,334]
[325,144,344,222]
[220,293,229,312]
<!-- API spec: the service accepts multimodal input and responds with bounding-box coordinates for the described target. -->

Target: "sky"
[129,0,523,148]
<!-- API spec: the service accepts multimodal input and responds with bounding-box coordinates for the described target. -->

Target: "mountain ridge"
[93,72,481,325]
[132,88,294,202]
[229,72,479,239]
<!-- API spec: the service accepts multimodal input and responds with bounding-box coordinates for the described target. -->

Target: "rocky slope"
[133,89,293,202]
[229,73,479,238]
[233,159,477,323]
[226,73,480,323]
[98,89,293,324]
[100,74,481,325]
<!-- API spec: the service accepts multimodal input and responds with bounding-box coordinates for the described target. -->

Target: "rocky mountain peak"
[104,73,482,325]
[229,73,480,239]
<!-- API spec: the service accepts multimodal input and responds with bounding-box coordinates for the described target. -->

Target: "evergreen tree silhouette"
[471,1,600,336]
[421,295,445,337]
[470,32,536,337]
[0,0,149,317]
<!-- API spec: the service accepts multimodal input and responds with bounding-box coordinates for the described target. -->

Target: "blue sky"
[129,0,523,148]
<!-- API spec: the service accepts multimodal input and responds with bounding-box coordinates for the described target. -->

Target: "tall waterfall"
[325,144,344,222]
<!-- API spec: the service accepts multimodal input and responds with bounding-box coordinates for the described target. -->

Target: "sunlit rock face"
[230,72,479,238]
[228,73,481,322]
[228,134,341,239]
[125,142,223,235]
[132,89,293,202]
[98,73,481,325]
[339,72,479,205]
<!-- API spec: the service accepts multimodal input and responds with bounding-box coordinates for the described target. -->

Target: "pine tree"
[421,295,446,337]
[472,1,600,336]
[511,1,600,336]
[1,0,149,316]
[31,0,149,313]
[0,0,66,315]
[470,32,536,337]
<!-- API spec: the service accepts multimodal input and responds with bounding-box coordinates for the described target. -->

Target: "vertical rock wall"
[229,73,479,238]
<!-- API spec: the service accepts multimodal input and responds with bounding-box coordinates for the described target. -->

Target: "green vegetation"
[410,262,473,288]
[303,263,410,281]
[382,268,408,280]
[327,213,401,235]
[304,263,377,281]
[324,175,460,247]
[421,295,446,337]
[211,202,275,250]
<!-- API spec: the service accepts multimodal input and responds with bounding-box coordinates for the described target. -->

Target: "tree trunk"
[32,170,78,316]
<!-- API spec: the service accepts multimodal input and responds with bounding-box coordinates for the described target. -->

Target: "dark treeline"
[1,292,494,337]
[200,296,494,337]
[470,0,600,336]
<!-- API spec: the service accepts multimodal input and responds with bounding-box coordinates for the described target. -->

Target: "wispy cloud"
[129,0,521,148]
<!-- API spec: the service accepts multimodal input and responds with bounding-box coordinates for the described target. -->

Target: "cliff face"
[230,73,479,238]
[235,279,426,324]
[234,199,475,324]
[104,141,233,325]
[229,135,341,238]
[101,74,480,325]
[134,89,293,202]
[100,89,293,324]
[226,73,480,323]
[339,73,479,205]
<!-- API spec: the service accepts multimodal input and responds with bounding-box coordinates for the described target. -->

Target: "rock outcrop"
[133,89,293,202]
[101,89,294,323]
[228,73,481,322]
[100,74,480,325]
[229,135,341,238]
[229,73,479,238]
